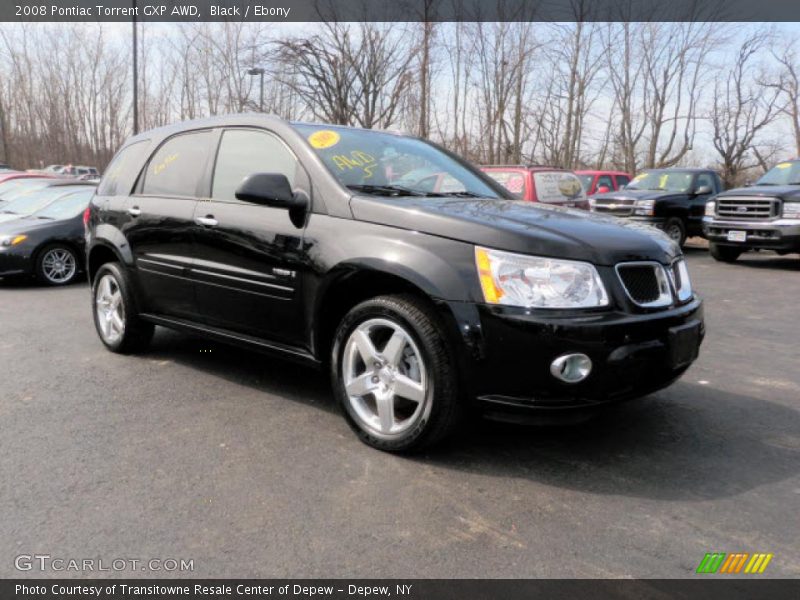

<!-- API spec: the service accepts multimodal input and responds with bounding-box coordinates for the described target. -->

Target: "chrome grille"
[591,197,635,216]
[616,262,673,308]
[716,196,779,220]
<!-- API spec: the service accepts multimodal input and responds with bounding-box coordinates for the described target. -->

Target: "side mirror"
[235,173,306,209]
[596,185,610,194]
[693,185,712,195]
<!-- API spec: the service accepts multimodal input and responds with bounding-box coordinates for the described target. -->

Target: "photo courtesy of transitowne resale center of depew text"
[0,1,798,599]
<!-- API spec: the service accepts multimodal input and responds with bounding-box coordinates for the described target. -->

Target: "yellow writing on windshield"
[332,151,377,178]
[153,153,179,175]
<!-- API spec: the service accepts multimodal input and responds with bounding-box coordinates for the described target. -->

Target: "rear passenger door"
[190,128,309,344]
[123,130,213,318]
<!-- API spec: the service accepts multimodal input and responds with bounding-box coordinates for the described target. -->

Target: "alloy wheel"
[342,318,430,438]
[95,273,126,344]
[41,248,76,284]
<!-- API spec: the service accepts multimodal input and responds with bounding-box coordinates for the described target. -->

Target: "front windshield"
[627,170,693,192]
[756,161,800,186]
[0,179,54,203]
[1,185,71,215]
[292,123,502,198]
[32,188,94,219]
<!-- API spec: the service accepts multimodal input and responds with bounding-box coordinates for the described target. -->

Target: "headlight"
[705,200,716,216]
[0,234,27,247]
[672,259,693,302]
[783,202,800,219]
[475,246,609,309]
[633,199,655,216]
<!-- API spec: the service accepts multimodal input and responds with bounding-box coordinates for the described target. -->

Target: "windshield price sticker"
[308,130,341,149]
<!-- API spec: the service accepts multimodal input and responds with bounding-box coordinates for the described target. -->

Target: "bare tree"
[710,33,783,187]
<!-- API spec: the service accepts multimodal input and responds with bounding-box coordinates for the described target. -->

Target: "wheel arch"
[87,241,127,284]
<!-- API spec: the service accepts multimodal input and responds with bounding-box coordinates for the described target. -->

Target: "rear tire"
[709,243,742,263]
[92,262,154,353]
[331,294,460,452]
[663,217,687,247]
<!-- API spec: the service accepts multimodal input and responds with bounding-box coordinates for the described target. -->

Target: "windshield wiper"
[346,184,443,197]
[35,215,55,220]
[442,191,485,198]
[1,210,17,214]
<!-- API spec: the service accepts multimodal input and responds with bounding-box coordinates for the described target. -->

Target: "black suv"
[590,168,723,247]
[703,160,800,262]
[86,115,704,452]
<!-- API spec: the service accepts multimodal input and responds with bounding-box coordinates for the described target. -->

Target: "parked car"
[480,165,590,209]
[0,184,95,285]
[590,168,723,247]
[0,174,57,208]
[703,159,800,262]
[575,170,632,195]
[0,179,74,224]
[86,115,703,452]
[60,165,100,179]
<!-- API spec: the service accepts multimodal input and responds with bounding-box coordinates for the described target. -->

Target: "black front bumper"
[703,217,800,252]
[443,297,704,419]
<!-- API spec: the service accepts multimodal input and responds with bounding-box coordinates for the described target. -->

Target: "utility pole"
[132,0,139,134]
[248,68,265,112]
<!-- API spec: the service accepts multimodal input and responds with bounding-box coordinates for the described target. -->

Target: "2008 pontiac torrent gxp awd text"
[85,115,704,452]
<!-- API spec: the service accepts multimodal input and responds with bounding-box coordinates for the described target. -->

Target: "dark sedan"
[0,184,95,285]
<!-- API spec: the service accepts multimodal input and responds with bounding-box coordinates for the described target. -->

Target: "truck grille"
[591,197,634,217]
[716,196,779,220]
[616,262,673,308]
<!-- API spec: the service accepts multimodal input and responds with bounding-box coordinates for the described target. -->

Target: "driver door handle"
[196,215,218,227]
[127,206,141,217]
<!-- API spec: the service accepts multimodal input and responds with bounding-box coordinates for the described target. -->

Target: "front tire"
[36,244,79,286]
[709,243,742,263]
[663,217,687,247]
[92,262,154,353]
[331,294,460,452]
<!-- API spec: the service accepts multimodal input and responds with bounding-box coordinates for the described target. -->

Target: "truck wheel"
[331,294,460,452]
[35,244,79,286]
[92,262,154,353]
[709,243,742,263]
[663,218,687,247]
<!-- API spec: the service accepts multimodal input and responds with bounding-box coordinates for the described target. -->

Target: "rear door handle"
[196,215,218,227]
[127,206,141,217]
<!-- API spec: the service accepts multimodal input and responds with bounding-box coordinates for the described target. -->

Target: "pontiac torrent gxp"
[85,115,704,452]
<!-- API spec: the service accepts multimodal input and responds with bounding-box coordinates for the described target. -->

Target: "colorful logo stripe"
[696,553,773,574]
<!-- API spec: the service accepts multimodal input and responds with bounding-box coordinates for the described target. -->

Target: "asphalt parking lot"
[1,246,798,578]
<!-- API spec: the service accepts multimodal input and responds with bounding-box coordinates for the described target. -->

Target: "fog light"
[550,353,592,383]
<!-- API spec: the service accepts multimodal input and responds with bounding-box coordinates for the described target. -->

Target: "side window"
[212,129,299,201]
[615,175,630,189]
[98,140,150,196]
[695,173,714,191]
[596,175,614,190]
[141,130,212,197]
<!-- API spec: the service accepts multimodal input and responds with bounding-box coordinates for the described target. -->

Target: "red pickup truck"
[575,170,632,195]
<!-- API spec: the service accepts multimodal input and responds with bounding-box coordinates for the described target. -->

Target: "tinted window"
[142,131,212,197]
[212,129,298,200]
[98,141,150,196]
[616,175,630,188]
[695,173,715,191]
[596,175,614,190]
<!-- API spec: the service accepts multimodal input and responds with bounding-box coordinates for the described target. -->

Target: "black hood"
[719,185,800,200]
[592,189,688,202]
[351,197,680,266]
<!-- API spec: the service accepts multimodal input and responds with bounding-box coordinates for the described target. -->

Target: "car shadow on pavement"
[421,382,800,501]
[142,328,799,503]
[731,254,800,271]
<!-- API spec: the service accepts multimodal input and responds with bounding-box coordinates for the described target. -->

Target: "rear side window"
[98,141,149,196]
[532,171,586,203]
[142,131,212,197]
[211,129,298,200]
[484,170,526,197]
[596,175,614,190]
[616,174,631,188]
